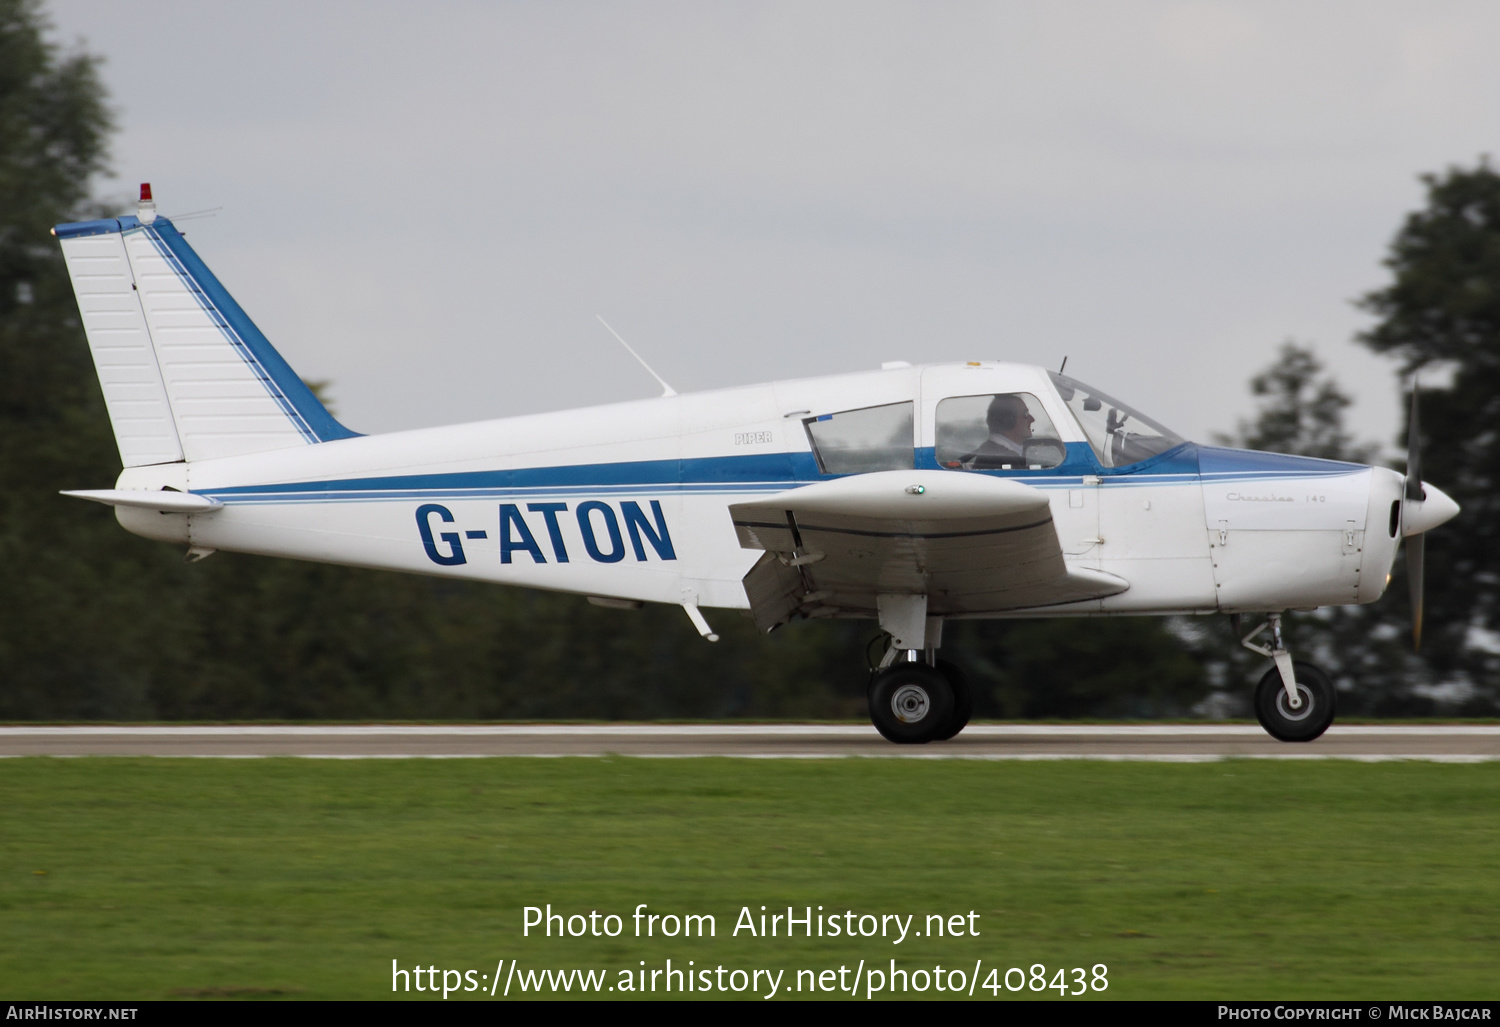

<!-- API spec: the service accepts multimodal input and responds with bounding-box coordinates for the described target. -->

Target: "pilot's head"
[987,394,1034,442]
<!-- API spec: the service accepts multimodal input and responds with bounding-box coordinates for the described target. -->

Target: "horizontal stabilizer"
[61,489,222,513]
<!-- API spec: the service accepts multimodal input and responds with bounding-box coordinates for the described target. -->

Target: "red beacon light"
[137,181,156,224]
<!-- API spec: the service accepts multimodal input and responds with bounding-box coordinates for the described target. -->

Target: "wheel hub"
[890,683,931,723]
[1275,684,1316,723]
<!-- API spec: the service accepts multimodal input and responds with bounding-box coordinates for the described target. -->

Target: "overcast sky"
[45,1,1500,450]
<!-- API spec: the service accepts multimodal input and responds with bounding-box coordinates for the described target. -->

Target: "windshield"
[1048,372,1184,468]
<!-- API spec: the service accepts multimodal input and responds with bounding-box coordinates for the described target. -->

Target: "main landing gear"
[866,596,973,743]
[867,643,974,744]
[1239,613,1335,743]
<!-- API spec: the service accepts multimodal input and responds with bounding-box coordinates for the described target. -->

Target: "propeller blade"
[1408,532,1425,651]
[1404,381,1425,650]
[1405,382,1423,501]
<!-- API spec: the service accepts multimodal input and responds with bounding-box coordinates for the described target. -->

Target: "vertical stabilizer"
[56,194,359,465]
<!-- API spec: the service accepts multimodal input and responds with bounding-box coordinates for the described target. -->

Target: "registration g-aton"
[53,186,1459,744]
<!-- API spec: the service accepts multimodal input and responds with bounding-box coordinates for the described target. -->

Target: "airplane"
[52,185,1460,745]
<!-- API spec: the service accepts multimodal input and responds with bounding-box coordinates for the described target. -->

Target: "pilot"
[961,394,1034,468]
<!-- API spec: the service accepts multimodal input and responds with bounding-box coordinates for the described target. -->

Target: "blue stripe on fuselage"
[1196,445,1367,478]
[200,452,812,502]
[192,443,1367,506]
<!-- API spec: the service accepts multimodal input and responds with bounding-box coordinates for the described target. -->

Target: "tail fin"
[54,203,359,466]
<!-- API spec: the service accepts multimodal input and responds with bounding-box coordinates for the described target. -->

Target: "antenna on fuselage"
[162,206,223,222]
[595,315,677,398]
[1058,356,1068,374]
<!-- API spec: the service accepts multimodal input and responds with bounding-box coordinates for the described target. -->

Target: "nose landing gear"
[1239,613,1335,742]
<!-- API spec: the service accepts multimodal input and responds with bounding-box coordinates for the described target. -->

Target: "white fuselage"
[109,361,1407,619]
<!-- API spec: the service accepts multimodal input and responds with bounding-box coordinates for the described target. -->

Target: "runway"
[1,724,1498,760]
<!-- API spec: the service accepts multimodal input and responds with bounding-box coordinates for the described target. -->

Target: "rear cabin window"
[803,402,914,474]
[935,393,1065,470]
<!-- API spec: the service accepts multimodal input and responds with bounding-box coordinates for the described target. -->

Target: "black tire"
[1254,662,1335,742]
[928,660,973,742]
[868,663,955,744]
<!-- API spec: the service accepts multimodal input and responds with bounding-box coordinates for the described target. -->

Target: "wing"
[729,470,1128,633]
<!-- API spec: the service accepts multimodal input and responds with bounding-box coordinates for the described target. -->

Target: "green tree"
[0,0,139,715]
[1226,341,1378,465]
[1357,158,1500,713]
[0,0,869,722]
[945,617,1208,719]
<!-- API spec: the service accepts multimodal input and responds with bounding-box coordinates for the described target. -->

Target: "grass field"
[2,757,1497,1000]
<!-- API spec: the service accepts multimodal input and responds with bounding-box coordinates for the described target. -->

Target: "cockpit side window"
[1048,372,1183,468]
[803,402,914,474]
[935,393,1065,470]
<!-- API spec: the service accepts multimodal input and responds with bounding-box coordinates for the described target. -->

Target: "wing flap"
[742,552,805,634]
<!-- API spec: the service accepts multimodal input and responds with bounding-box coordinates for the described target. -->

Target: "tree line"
[2,0,1495,720]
